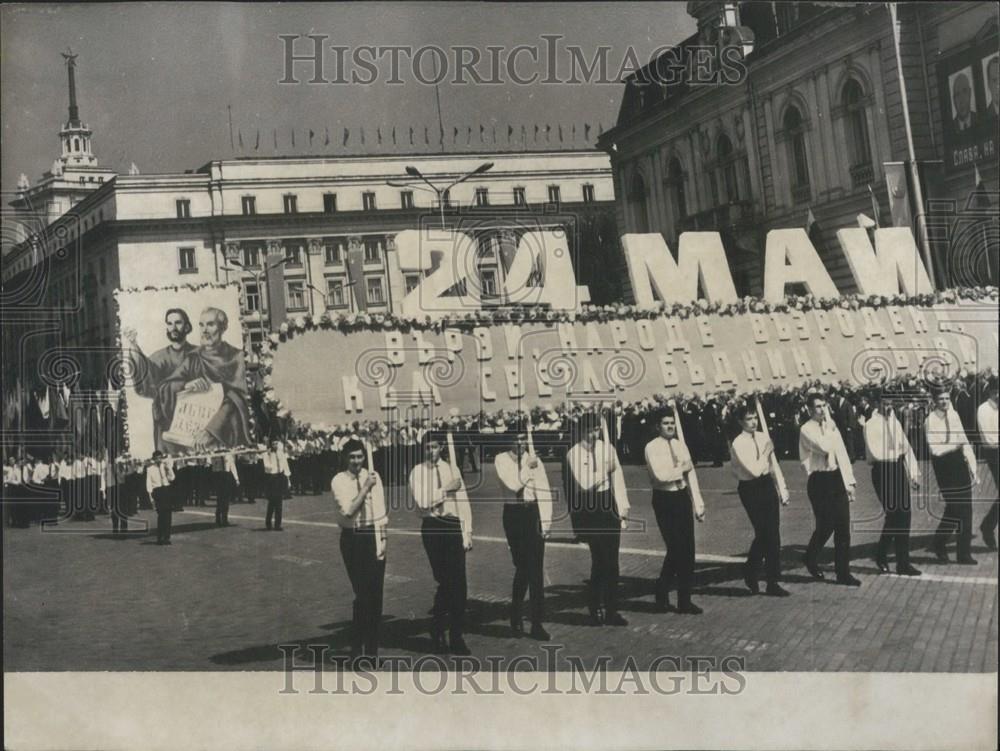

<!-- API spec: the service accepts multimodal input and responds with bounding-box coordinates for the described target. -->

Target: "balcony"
[678,200,755,233]
[850,163,874,189]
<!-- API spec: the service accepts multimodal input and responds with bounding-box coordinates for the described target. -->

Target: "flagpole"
[227,105,234,153]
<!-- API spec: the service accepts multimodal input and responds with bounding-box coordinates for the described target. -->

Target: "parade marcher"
[864,392,922,576]
[146,451,176,545]
[103,452,127,534]
[925,388,978,564]
[409,432,471,655]
[43,454,60,524]
[4,457,23,527]
[494,423,552,640]
[211,449,239,527]
[263,440,291,531]
[84,452,101,520]
[799,393,860,586]
[644,408,704,614]
[332,439,388,667]
[567,412,630,626]
[730,404,790,597]
[56,451,73,517]
[70,452,87,520]
[977,378,999,551]
[114,457,139,533]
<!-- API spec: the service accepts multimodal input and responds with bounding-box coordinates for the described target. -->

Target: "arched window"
[73,137,80,151]
[667,157,687,222]
[843,78,872,185]
[629,172,650,233]
[716,134,739,203]
[784,105,810,202]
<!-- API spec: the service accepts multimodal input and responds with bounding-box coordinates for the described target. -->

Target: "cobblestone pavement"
[4,460,997,672]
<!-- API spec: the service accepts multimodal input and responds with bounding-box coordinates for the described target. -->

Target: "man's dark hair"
[733,403,755,422]
[164,308,193,336]
[342,438,365,457]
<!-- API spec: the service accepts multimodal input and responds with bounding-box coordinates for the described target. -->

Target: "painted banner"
[116,284,253,458]
[268,299,998,425]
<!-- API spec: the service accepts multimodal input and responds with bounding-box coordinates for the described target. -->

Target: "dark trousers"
[652,488,696,606]
[502,503,545,625]
[214,472,235,525]
[107,484,128,532]
[981,446,999,533]
[421,515,467,640]
[153,488,172,543]
[340,526,386,657]
[265,474,287,529]
[738,475,781,584]
[872,459,912,567]
[805,470,852,578]
[932,450,973,558]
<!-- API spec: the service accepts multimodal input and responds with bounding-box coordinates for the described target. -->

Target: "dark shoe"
[932,542,949,563]
[765,583,791,597]
[836,574,861,586]
[588,607,605,626]
[875,554,889,574]
[654,588,671,612]
[980,524,997,551]
[743,564,759,594]
[804,558,825,580]
[163,540,172,546]
[677,602,703,615]
[529,624,551,641]
[956,555,978,565]
[265,524,272,531]
[604,611,628,627]
[429,624,446,653]
[510,613,524,637]
[450,638,471,656]
[274,526,283,531]
[897,564,922,576]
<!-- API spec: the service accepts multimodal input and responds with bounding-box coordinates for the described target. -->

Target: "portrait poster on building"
[938,32,999,171]
[115,284,252,459]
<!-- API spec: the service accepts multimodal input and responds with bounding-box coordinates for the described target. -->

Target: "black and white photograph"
[2,2,998,750]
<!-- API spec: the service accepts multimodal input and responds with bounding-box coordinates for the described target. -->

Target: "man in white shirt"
[332,438,388,667]
[57,451,74,518]
[567,412,628,626]
[83,452,101,520]
[4,457,24,527]
[211,450,240,527]
[146,451,176,545]
[71,453,87,520]
[495,423,552,640]
[978,378,999,550]
[798,394,860,586]
[864,392,921,576]
[730,404,790,597]
[262,440,291,531]
[409,432,470,655]
[925,387,979,564]
[645,408,704,614]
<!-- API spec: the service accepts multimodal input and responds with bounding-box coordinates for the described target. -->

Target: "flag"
[377,126,382,145]
[343,127,350,146]
[856,213,877,229]
[439,125,444,145]
[309,129,315,146]
[867,184,880,228]
[273,129,278,149]
[51,383,69,427]
[558,124,564,142]
[571,123,576,142]
[492,124,497,142]
[479,124,485,142]
[237,129,244,149]
[466,125,472,143]
[584,123,591,141]
[107,379,118,414]
[392,126,397,145]
[521,124,527,143]
[38,387,50,420]
[545,124,551,141]
[534,124,539,142]
[409,126,414,145]
[806,207,816,234]
[424,126,429,145]
[325,126,330,146]
[453,126,459,143]
[361,127,366,145]
[507,124,513,143]
[254,129,260,150]
[291,128,295,148]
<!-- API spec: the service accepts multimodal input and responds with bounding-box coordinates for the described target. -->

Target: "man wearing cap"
[146,451,176,545]
[926,389,979,564]
[978,378,999,550]
[495,424,552,640]
[409,432,470,655]
[332,438,388,667]
[799,393,860,586]
[864,392,922,576]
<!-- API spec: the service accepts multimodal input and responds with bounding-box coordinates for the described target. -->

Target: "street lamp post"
[387,161,494,229]
[222,254,289,348]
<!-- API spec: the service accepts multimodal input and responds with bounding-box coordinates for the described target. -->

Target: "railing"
[678,200,755,232]
[850,163,874,189]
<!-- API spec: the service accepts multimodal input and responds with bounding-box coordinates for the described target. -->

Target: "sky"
[0,2,696,193]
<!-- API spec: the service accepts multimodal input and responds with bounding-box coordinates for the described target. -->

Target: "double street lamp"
[387,162,494,229]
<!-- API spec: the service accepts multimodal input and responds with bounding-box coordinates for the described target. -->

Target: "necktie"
[434,462,442,489]
[753,434,760,461]
[944,412,950,446]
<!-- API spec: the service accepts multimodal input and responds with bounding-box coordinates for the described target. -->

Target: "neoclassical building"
[601,1,998,298]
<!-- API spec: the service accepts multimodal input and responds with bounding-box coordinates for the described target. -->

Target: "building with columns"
[600,1,997,298]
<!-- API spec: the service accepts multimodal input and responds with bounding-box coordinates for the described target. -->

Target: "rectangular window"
[366,277,385,304]
[283,194,298,214]
[323,193,337,213]
[178,247,197,273]
[400,191,414,209]
[547,185,561,204]
[513,187,526,206]
[480,268,498,298]
[242,244,261,268]
[175,199,191,218]
[477,235,496,258]
[326,277,347,307]
[284,243,303,267]
[286,280,306,311]
[244,282,261,312]
[404,274,421,294]
[363,238,382,263]
[582,184,595,203]
[241,196,256,216]
[362,192,377,211]
[474,188,489,207]
[324,239,344,265]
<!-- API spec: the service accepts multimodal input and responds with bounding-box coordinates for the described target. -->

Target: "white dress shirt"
[644,436,691,491]
[798,418,856,485]
[58,460,73,482]
[924,408,977,472]
[567,439,617,493]
[730,431,772,482]
[864,412,920,482]
[409,459,460,519]
[978,399,998,449]
[145,462,174,494]
[262,449,291,476]
[32,462,50,485]
[495,451,537,502]
[5,465,22,485]
[331,468,387,529]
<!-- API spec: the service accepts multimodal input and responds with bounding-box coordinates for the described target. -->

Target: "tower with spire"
[8,50,117,228]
